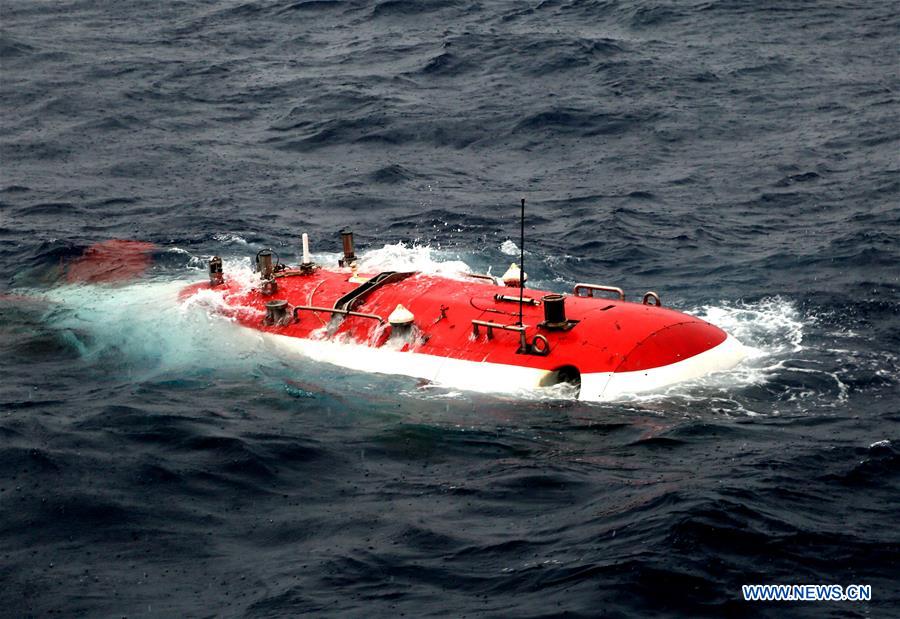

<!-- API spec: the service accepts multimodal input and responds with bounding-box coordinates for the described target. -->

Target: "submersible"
[179,201,746,400]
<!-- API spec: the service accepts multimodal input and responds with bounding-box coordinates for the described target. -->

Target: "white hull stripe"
[581,334,747,400]
[263,331,746,401]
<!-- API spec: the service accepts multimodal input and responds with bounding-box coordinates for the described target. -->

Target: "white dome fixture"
[388,304,415,328]
[502,262,527,288]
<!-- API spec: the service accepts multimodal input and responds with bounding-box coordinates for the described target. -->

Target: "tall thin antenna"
[518,197,525,327]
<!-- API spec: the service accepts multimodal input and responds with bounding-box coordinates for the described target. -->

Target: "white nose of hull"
[580,334,748,401]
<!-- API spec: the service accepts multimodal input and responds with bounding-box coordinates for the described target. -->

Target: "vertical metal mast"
[518,197,525,326]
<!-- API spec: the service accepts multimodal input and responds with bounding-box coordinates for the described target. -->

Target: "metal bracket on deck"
[471,320,550,356]
[642,291,661,306]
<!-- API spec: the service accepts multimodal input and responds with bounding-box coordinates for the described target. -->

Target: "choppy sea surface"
[1,1,899,616]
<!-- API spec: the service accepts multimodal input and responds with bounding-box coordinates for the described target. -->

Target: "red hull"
[180,267,740,397]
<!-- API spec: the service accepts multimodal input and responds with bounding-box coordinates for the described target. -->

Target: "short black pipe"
[256,250,274,280]
[340,230,356,266]
[542,294,567,325]
[209,256,223,286]
[265,299,290,326]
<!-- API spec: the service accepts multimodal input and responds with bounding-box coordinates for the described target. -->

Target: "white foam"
[353,242,473,278]
[33,256,284,380]
[612,296,861,413]
[691,296,806,356]
[212,233,249,246]
[500,239,519,256]
[39,279,258,376]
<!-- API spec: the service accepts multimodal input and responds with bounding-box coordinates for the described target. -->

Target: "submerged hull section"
[181,267,746,401]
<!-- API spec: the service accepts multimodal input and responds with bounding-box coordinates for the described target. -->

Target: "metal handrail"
[472,319,527,353]
[293,305,385,324]
[471,320,550,356]
[573,283,625,301]
[472,319,526,339]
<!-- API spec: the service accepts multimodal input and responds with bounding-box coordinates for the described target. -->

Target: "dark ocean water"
[2,0,899,616]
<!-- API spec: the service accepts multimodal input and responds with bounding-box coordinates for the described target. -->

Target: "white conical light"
[502,262,526,287]
[388,304,415,326]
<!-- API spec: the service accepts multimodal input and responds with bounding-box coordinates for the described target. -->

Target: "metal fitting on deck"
[339,230,356,267]
[209,256,223,287]
[264,299,293,326]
